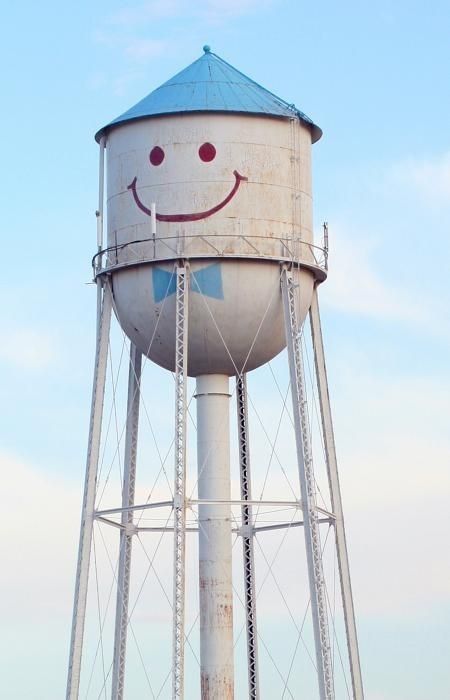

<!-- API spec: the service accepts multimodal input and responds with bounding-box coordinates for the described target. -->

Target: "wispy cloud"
[0,452,79,620]
[92,0,275,92]
[108,0,180,25]
[247,364,450,618]
[91,29,168,94]
[108,0,272,26]
[0,328,58,370]
[94,29,168,60]
[388,151,450,204]
[335,373,450,617]
[318,223,425,322]
[318,150,450,340]
[124,37,168,61]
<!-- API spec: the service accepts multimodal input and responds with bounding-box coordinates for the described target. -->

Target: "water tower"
[66,47,364,700]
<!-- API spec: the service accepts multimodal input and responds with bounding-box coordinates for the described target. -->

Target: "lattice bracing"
[172,264,189,699]
[237,374,260,699]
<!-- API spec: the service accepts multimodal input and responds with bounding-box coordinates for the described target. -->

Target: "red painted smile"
[128,170,248,223]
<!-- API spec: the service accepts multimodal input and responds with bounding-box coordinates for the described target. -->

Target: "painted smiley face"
[127,142,248,223]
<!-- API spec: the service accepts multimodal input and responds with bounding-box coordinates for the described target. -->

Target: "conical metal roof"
[95,47,322,142]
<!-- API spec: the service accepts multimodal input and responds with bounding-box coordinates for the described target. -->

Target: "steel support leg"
[66,280,113,700]
[196,374,234,699]
[236,374,259,700]
[309,288,364,700]
[172,264,189,699]
[111,344,142,699]
[281,266,334,700]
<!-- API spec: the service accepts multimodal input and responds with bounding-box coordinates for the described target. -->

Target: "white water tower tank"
[95,46,324,377]
[65,48,366,700]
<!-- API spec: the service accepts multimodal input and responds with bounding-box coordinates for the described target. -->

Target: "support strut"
[66,280,113,700]
[309,288,364,700]
[236,374,260,699]
[111,344,142,699]
[281,266,334,700]
[172,263,189,699]
[196,374,234,698]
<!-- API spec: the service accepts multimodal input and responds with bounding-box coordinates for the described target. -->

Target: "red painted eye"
[149,146,165,166]
[199,142,216,162]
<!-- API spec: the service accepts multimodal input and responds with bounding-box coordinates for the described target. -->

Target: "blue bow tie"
[152,263,224,303]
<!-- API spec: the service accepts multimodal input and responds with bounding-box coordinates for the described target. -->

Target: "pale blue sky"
[1,1,449,698]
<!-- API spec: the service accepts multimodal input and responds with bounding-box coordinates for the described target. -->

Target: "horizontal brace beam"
[94,500,173,517]
[316,505,335,519]
[95,499,335,519]
[253,518,332,533]
[137,526,198,533]
[133,519,334,535]
[96,516,125,530]
[190,498,300,507]
[190,499,335,519]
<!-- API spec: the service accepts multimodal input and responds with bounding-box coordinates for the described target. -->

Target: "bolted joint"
[173,494,185,509]
[124,522,137,537]
[238,524,254,538]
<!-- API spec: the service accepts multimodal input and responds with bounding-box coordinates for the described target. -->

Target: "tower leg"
[111,344,142,700]
[236,374,259,700]
[66,280,113,700]
[172,264,189,699]
[281,266,334,700]
[196,374,234,699]
[309,288,364,700]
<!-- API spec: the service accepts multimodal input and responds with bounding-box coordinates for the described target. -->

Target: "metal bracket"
[173,494,184,509]
[238,524,254,538]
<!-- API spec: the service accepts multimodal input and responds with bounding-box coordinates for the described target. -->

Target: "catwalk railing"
[92,233,328,278]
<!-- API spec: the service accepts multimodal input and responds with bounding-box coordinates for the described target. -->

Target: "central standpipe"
[195,374,234,698]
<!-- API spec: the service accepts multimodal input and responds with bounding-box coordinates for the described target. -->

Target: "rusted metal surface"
[106,114,314,264]
[110,259,314,377]
[95,234,326,276]
[104,111,318,376]
[196,375,234,698]
[201,672,234,700]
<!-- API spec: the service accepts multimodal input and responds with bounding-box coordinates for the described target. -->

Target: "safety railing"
[93,232,328,278]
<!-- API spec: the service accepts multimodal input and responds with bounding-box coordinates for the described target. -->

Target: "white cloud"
[0,452,80,621]
[198,0,272,22]
[108,0,180,25]
[86,70,107,90]
[0,327,58,370]
[108,0,272,26]
[2,362,449,694]
[124,38,168,61]
[318,223,425,322]
[328,369,450,617]
[388,151,450,204]
[316,151,450,342]
[94,0,275,90]
[243,360,450,618]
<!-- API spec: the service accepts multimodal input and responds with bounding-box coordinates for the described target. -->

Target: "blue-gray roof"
[95,47,322,142]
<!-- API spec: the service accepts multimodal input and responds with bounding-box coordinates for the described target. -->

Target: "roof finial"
[203,45,211,53]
